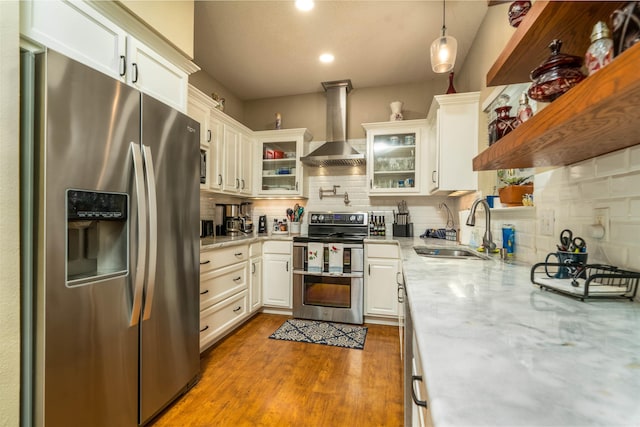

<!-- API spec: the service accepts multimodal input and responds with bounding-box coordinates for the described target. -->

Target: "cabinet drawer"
[200,262,248,310]
[263,240,291,255]
[366,243,399,259]
[250,241,262,257]
[200,243,249,272]
[199,291,248,352]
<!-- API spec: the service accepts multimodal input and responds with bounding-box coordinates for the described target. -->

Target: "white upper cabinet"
[126,36,188,111]
[21,0,127,79]
[21,0,193,112]
[254,129,312,198]
[426,92,480,194]
[363,120,427,196]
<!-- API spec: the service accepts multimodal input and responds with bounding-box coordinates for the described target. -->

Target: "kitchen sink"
[413,246,489,260]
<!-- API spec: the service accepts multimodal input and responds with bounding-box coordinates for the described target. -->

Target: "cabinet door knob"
[218,174,222,186]
[233,276,242,282]
[207,129,211,142]
[432,170,437,183]
[200,289,209,295]
[233,306,242,313]
[200,325,209,333]
[200,260,211,265]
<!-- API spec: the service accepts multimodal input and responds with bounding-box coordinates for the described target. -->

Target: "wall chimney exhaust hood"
[300,80,365,167]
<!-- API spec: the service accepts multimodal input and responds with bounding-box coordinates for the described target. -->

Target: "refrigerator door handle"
[142,144,158,321]
[130,142,147,326]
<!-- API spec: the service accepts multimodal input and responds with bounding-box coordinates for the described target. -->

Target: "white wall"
[0,1,22,425]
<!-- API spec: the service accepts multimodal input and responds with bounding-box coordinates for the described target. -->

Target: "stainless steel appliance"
[292,212,368,324]
[26,50,200,426]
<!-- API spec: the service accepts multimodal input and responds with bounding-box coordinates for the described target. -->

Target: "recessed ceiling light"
[295,0,314,12]
[319,53,334,63]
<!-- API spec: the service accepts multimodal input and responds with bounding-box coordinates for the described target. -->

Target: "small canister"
[502,224,515,256]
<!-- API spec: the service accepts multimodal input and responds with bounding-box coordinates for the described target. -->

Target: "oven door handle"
[292,270,363,278]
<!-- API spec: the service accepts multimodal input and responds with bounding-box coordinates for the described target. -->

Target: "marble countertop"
[397,237,640,427]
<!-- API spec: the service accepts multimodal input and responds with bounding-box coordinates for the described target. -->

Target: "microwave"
[200,149,207,184]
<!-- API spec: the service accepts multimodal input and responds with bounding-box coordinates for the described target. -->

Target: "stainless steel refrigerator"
[26,49,200,426]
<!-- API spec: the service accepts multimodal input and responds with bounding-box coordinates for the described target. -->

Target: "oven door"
[293,271,363,325]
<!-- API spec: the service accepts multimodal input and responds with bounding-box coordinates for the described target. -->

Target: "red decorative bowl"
[508,1,531,28]
[528,39,585,103]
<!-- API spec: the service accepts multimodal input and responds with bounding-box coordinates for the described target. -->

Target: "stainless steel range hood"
[300,80,365,167]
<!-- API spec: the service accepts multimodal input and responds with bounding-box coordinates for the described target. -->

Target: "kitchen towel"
[307,242,323,272]
[328,243,344,273]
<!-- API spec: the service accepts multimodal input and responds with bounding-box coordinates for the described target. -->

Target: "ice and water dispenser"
[66,189,128,285]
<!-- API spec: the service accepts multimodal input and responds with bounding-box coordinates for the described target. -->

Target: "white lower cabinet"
[199,243,250,352]
[365,243,401,317]
[249,242,263,313]
[262,241,292,309]
[410,333,433,427]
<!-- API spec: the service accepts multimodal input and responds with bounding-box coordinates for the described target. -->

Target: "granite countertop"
[200,233,292,251]
[396,237,640,427]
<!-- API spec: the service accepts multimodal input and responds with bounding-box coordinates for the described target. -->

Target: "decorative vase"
[508,1,531,28]
[390,101,404,121]
[489,106,519,145]
[446,72,457,94]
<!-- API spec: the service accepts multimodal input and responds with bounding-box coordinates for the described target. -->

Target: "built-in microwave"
[200,149,207,184]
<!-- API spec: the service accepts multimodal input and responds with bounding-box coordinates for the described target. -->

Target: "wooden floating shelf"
[487,1,625,87]
[474,42,640,170]
[475,0,640,171]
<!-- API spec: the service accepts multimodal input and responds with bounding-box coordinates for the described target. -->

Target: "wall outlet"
[594,207,610,241]
[539,209,555,236]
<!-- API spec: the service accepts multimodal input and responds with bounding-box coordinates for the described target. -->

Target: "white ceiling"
[194,1,489,101]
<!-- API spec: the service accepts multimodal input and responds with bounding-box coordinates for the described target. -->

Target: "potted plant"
[497,170,533,206]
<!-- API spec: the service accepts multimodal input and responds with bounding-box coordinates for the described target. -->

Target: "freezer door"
[36,50,140,427]
[139,94,200,424]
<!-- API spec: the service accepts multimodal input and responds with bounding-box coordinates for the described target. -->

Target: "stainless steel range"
[292,212,368,324]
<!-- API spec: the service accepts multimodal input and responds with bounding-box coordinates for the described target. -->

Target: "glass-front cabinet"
[254,128,312,197]
[363,119,427,195]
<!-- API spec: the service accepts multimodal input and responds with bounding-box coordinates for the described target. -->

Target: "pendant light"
[430,0,458,73]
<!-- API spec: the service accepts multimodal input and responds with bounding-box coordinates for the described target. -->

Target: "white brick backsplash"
[630,198,640,217]
[580,179,610,199]
[595,149,628,177]
[630,146,640,171]
[609,222,640,247]
[569,159,596,182]
[610,172,640,198]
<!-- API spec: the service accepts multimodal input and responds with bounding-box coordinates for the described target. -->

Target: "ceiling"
[193,1,489,101]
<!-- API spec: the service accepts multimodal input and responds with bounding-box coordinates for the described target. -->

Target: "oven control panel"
[309,212,368,226]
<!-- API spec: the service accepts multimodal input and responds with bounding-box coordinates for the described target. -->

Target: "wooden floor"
[149,313,403,427]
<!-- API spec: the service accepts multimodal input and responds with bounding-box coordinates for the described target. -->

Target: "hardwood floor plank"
[149,313,403,427]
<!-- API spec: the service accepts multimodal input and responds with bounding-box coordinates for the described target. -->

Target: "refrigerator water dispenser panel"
[66,189,129,286]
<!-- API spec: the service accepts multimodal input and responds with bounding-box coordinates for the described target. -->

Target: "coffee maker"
[224,204,242,236]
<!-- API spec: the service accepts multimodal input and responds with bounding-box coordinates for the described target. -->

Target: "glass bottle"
[585,21,613,76]
[516,93,533,124]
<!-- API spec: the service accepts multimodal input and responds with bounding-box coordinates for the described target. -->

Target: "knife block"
[393,223,413,237]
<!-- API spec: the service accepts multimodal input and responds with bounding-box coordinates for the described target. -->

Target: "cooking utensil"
[286,208,294,222]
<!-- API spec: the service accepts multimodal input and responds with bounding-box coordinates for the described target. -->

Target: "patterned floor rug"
[269,318,368,350]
